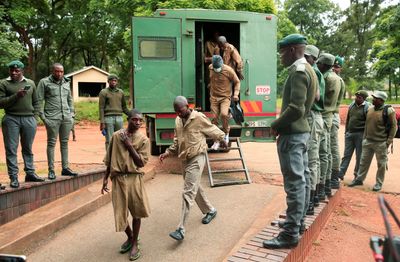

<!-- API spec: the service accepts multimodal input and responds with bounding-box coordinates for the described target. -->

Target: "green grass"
[74,101,100,123]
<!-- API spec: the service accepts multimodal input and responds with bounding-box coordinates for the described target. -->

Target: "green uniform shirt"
[345,101,369,133]
[37,75,74,120]
[311,64,325,112]
[322,69,341,115]
[364,105,397,145]
[271,58,318,135]
[0,77,40,116]
[335,75,346,113]
[98,87,129,123]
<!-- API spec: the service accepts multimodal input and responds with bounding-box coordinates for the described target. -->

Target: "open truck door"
[132,17,182,154]
[132,17,182,112]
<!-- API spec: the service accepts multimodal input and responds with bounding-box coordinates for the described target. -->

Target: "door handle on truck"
[245,59,250,96]
[133,64,142,73]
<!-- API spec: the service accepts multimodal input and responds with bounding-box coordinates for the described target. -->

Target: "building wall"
[71,69,108,101]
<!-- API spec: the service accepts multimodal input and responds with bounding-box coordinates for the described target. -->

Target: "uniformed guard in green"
[37,63,77,179]
[330,56,346,189]
[316,53,341,200]
[338,90,369,180]
[263,34,317,249]
[99,74,130,150]
[349,91,397,192]
[0,60,45,188]
[304,45,325,215]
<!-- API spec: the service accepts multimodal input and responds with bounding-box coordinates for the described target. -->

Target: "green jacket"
[271,58,318,135]
[0,77,40,116]
[322,69,341,115]
[365,105,397,145]
[335,75,346,113]
[98,87,130,123]
[37,75,74,121]
[311,64,325,112]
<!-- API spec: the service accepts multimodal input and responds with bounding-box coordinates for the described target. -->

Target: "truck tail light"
[160,131,174,140]
[253,128,271,138]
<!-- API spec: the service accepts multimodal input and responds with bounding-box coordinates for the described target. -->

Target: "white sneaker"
[211,141,220,150]
[224,134,229,144]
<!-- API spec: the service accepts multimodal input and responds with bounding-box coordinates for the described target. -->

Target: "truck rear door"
[132,17,182,113]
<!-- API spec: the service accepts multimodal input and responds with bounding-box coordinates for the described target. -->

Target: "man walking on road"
[37,63,77,180]
[102,109,150,261]
[338,90,369,180]
[349,91,397,192]
[263,34,317,249]
[209,55,240,149]
[0,60,44,188]
[159,96,227,241]
[99,74,130,150]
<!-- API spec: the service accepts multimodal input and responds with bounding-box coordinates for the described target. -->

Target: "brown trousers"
[177,153,214,232]
[210,96,231,134]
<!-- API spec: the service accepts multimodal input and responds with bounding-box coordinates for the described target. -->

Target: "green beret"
[107,74,119,81]
[372,91,388,101]
[334,56,344,67]
[355,90,368,99]
[304,45,320,59]
[317,53,335,66]
[278,34,307,48]
[7,60,24,69]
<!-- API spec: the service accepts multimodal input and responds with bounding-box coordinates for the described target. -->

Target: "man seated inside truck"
[208,55,240,150]
[217,36,244,80]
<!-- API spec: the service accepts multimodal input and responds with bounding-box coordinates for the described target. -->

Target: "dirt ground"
[1,122,400,261]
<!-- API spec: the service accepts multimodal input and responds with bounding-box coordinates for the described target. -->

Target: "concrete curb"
[226,187,342,262]
[0,167,155,254]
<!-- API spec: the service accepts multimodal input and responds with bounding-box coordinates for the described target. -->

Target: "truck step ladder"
[205,137,251,187]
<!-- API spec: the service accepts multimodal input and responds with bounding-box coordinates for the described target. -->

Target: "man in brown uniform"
[159,96,227,241]
[209,55,240,149]
[217,36,244,80]
[102,109,150,261]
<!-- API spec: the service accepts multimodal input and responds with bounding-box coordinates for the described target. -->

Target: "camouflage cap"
[278,34,307,48]
[7,60,24,69]
[372,91,388,101]
[355,90,369,99]
[317,53,335,66]
[304,45,320,59]
[334,56,344,67]
[107,74,119,81]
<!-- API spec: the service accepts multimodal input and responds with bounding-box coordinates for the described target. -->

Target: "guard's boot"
[325,181,332,198]
[318,183,326,201]
[330,170,340,189]
[313,185,320,207]
[306,190,315,215]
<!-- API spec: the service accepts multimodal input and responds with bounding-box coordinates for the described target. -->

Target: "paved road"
[28,173,282,262]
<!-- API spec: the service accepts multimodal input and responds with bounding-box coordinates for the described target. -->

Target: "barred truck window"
[139,37,176,60]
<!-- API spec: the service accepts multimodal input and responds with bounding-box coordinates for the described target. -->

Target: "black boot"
[306,190,315,215]
[325,182,332,198]
[314,184,320,207]
[318,183,326,201]
[331,170,340,189]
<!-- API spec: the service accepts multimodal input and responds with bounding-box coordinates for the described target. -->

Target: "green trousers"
[45,117,73,171]
[307,111,324,190]
[104,115,123,150]
[355,139,388,186]
[319,113,333,183]
[329,113,341,177]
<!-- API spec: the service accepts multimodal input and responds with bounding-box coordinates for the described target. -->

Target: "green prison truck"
[132,9,277,155]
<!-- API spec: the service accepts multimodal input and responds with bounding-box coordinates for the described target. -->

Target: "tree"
[284,0,341,45]
[370,4,400,100]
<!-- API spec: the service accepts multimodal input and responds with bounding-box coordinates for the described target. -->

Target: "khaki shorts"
[111,174,150,232]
